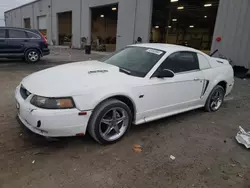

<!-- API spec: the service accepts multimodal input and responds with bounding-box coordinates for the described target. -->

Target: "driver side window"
[158,51,200,73]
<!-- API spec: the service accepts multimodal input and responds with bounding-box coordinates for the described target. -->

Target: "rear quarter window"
[160,51,199,73]
[26,32,40,39]
[197,54,211,70]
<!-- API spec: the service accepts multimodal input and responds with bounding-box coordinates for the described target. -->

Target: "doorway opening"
[91,4,118,52]
[24,18,31,28]
[57,11,72,46]
[151,0,220,54]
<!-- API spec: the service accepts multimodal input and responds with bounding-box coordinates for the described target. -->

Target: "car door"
[0,28,8,55]
[6,28,29,55]
[138,51,205,122]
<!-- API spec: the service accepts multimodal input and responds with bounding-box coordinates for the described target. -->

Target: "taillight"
[39,32,48,45]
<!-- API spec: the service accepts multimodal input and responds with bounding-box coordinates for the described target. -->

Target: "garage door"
[38,16,47,30]
[37,16,47,38]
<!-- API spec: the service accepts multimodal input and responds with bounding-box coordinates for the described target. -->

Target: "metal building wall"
[81,0,152,49]
[4,0,153,50]
[5,0,52,42]
[211,0,250,69]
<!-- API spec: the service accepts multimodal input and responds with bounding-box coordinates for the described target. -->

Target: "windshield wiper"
[119,68,131,75]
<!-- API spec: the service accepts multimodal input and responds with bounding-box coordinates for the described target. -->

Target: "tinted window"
[101,47,165,77]
[9,29,27,38]
[27,32,40,39]
[0,29,5,38]
[159,51,199,73]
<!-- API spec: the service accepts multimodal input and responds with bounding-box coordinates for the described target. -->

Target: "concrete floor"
[0,49,250,188]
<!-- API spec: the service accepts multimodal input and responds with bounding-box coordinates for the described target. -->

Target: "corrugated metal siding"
[232,0,248,66]
[211,0,250,69]
[240,2,250,68]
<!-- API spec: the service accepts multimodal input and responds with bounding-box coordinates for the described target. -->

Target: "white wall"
[21,4,34,28]
[211,0,250,68]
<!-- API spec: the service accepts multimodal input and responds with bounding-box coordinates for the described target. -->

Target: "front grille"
[20,86,31,100]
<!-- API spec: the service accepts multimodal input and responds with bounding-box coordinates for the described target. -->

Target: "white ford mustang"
[15,44,234,144]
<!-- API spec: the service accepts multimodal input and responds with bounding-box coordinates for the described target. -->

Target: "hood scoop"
[88,70,109,74]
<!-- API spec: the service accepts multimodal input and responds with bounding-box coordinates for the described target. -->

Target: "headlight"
[30,95,75,109]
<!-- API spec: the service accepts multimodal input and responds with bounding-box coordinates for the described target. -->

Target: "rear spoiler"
[210,49,232,65]
[210,49,218,57]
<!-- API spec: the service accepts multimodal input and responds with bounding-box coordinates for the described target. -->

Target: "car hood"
[21,60,138,97]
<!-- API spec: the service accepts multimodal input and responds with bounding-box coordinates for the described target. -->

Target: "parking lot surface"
[0,49,250,188]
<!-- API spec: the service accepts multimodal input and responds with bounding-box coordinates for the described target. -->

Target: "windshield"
[101,47,165,77]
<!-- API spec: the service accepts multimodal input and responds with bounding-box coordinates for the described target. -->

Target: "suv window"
[27,32,40,39]
[9,29,27,38]
[0,29,6,38]
[159,51,199,73]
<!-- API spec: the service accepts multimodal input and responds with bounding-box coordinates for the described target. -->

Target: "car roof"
[130,43,202,54]
[0,27,38,32]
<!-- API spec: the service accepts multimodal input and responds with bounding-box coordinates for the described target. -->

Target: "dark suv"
[0,27,50,63]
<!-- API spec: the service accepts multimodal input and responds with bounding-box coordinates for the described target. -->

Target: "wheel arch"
[24,47,42,56]
[209,75,228,94]
[203,78,228,103]
[217,80,227,92]
[92,94,137,122]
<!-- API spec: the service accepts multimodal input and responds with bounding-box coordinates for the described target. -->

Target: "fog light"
[37,120,41,128]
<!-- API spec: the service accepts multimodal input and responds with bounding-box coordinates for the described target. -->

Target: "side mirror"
[156,69,175,78]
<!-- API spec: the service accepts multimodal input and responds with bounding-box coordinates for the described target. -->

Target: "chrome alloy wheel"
[210,90,224,111]
[99,107,129,141]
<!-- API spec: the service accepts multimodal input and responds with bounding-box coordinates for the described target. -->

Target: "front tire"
[205,85,225,112]
[88,99,132,144]
[25,49,40,63]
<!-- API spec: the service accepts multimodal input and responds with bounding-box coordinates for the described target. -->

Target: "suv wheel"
[25,49,40,63]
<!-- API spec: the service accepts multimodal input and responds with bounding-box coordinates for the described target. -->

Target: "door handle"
[194,78,200,81]
[0,39,5,42]
[24,40,29,42]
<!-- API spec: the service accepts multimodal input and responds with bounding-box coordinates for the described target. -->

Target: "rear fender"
[24,47,42,56]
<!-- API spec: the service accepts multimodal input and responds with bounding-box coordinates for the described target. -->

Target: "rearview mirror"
[156,69,175,78]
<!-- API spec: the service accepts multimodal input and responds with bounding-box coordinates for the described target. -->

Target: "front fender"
[72,87,136,112]
[94,92,136,110]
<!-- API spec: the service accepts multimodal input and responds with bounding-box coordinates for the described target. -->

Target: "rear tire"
[25,49,40,63]
[88,99,132,144]
[205,85,225,112]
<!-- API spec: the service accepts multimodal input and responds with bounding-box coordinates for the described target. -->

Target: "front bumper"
[15,85,91,137]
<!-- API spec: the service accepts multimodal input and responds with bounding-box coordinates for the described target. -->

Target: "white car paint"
[15,43,234,137]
